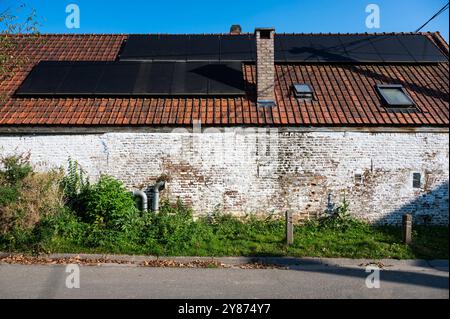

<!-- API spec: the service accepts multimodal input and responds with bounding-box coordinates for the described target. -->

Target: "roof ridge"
[5,31,446,37]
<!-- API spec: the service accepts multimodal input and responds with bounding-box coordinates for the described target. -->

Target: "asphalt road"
[0,262,448,299]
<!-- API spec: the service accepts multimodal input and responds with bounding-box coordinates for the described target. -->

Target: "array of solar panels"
[16,33,447,97]
[120,34,447,63]
[16,61,245,96]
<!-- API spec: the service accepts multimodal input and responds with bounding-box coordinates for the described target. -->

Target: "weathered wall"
[1,129,448,225]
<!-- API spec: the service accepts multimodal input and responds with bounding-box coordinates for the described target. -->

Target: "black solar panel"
[16,61,71,95]
[16,61,245,96]
[274,36,285,62]
[15,34,447,98]
[156,35,188,60]
[277,35,351,62]
[136,62,175,95]
[119,35,157,60]
[58,62,104,94]
[399,35,448,62]
[120,34,447,63]
[220,34,255,61]
[187,35,220,61]
[122,34,255,62]
[95,62,140,95]
[171,62,208,95]
[204,63,244,94]
[278,35,318,62]
[310,36,349,62]
[338,36,381,62]
[132,62,154,94]
[369,36,415,62]
[120,35,188,61]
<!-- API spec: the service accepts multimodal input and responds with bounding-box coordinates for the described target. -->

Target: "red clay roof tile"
[0,33,448,127]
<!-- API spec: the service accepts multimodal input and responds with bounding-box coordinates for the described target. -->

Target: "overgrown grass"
[0,156,448,260]
[0,203,447,259]
[0,154,63,235]
[291,222,448,259]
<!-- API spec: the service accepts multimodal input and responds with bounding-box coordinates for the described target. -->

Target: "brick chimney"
[255,27,275,106]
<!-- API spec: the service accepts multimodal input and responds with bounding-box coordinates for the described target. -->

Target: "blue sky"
[4,0,449,41]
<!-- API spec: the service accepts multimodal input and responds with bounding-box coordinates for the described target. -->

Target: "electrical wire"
[415,2,449,32]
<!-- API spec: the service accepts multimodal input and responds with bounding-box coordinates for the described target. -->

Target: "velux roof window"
[293,83,314,100]
[376,84,415,108]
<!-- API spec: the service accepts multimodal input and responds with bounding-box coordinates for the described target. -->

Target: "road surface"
[0,260,448,299]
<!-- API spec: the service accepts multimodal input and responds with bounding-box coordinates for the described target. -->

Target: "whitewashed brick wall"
[1,129,448,225]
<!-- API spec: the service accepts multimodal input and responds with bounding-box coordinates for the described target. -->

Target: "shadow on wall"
[376,181,449,225]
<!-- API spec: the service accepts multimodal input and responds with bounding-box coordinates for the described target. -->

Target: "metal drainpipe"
[151,181,166,212]
[132,190,148,212]
[327,193,334,216]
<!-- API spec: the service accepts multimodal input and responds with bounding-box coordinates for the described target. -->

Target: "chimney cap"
[255,27,275,34]
[230,24,242,34]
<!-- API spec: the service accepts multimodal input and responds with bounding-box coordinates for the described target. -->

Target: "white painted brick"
[0,130,448,225]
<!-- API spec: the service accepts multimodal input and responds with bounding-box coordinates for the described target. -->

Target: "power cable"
[415,2,449,32]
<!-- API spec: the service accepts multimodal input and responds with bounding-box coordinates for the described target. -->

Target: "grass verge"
[1,156,447,260]
[0,207,447,259]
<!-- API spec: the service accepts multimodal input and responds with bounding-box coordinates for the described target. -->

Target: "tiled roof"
[0,33,448,127]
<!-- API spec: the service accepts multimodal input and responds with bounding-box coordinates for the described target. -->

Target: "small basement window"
[413,173,421,188]
[354,173,363,186]
[376,84,415,108]
[293,83,314,100]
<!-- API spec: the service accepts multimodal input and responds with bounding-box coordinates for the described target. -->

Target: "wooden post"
[402,214,412,245]
[285,211,294,246]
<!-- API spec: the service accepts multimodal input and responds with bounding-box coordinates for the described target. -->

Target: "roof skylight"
[376,84,415,107]
[293,83,314,100]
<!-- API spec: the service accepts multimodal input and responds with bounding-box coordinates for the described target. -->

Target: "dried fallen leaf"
[0,254,288,269]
